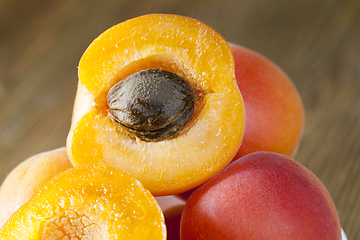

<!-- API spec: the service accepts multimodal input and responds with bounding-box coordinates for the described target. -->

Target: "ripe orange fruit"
[67,14,245,196]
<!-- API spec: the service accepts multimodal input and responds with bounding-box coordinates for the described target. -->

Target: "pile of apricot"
[0,14,342,239]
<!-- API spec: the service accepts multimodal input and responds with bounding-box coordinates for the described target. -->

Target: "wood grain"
[0,0,359,238]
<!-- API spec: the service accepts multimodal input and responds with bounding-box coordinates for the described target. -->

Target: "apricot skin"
[229,43,305,159]
[0,147,72,228]
[180,152,341,240]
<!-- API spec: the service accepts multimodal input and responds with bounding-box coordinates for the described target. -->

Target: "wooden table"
[0,0,359,238]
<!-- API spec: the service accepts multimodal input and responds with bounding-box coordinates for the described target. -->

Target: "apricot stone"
[0,147,72,228]
[180,152,341,240]
[229,43,305,159]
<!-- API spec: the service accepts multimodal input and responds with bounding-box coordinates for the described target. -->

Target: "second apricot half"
[66,14,245,196]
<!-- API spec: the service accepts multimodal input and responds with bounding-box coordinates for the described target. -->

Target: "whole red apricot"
[180,152,341,240]
[229,43,305,159]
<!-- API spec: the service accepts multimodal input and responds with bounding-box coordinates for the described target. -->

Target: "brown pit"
[107,68,196,142]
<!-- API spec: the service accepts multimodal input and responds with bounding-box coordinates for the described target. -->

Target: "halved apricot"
[66,14,245,196]
[0,163,166,239]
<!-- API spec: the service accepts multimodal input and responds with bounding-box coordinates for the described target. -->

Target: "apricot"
[0,163,166,239]
[0,147,72,228]
[180,152,341,240]
[229,43,305,159]
[67,14,245,196]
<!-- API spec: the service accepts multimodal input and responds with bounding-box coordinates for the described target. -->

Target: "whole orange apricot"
[180,152,341,240]
[229,43,305,159]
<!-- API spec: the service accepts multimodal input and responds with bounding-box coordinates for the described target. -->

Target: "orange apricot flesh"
[0,163,166,239]
[0,147,73,228]
[67,14,245,196]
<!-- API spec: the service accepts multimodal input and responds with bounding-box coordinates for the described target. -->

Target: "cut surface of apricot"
[67,14,245,196]
[0,163,166,239]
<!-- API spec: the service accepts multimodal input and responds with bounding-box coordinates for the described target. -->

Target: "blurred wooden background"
[0,0,359,238]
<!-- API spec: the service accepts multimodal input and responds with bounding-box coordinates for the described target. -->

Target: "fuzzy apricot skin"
[67,14,245,196]
[0,163,166,239]
[229,43,305,159]
[0,147,72,228]
[180,152,341,240]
